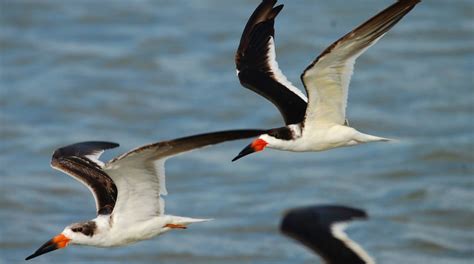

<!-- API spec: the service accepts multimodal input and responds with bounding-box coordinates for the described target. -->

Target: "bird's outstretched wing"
[51,141,119,215]
[301,0,420,129]
[105,129,266,225]
[236,0,307,125]
[281,205,374,264]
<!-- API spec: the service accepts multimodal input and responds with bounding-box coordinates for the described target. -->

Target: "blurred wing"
[105,129,266,225]
[280,205,373,264]
[301,0,420,128]
[51,141,120,215]
[236,0,307,125]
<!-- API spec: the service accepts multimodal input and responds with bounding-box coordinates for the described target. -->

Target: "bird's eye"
[72,227,83,233]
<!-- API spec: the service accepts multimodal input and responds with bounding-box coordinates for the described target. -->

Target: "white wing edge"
[268,37,308,102]
[84,150,106,168]
[330,222,375,264]
[154,159,167,196]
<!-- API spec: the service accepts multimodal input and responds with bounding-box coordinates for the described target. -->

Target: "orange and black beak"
[232,139,268,162]
[26,234,70,260]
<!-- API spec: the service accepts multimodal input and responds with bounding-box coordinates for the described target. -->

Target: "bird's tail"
[355,132,392,143]
[169,216,213,226]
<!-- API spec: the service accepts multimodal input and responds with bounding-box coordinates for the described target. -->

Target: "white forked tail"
[170,216,213,226]
[354,132,392,143]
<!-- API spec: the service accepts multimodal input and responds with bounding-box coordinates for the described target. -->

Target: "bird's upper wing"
[104,129,266,225]
[50,141,120,215]
[301,0,420,129]
[236,0,307,125]
[280,205,374,264]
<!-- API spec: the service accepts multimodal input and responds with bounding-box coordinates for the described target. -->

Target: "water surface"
[1,0,473,263]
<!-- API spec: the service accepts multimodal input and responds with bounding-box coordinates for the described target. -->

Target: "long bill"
[232,139,268,162]
[25,234,70,260]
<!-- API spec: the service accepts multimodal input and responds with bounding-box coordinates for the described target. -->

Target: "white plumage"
[27,129,265,260]
[232,0,420,161]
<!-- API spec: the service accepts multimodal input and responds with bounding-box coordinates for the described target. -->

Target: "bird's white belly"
[275,125,358,152]
[96,217,168,247]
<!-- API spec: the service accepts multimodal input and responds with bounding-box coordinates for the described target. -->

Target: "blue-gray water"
[1,0,473,263]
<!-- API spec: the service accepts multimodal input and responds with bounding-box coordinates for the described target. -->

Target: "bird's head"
[232,136,268,162]
[26,221,97,260]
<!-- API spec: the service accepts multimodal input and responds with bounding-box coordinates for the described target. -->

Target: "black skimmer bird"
[281,205,374,264]
[232,0,421,161]
[25,129,265,260]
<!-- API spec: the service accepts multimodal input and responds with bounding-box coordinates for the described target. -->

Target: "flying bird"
[232,0,421,161]
[26,129,265,260]
[281,205,374,264]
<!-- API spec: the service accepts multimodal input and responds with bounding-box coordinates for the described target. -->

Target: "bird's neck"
[94,215,113,230]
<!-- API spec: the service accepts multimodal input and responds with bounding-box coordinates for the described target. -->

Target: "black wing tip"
[281,204,368,232]
[271,4,284,17]
[399,0,421,4]
[55,141,120,151]
[394,0,422,11]
[318,205,368,220]
[67,141,120,149]
[260,0,278,9]
[53,141,119,159]
[252,0,284,27]
[238,0,283,52]
[302,0,421,79]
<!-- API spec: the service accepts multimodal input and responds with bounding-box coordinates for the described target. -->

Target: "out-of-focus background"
[1,0,473,263]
